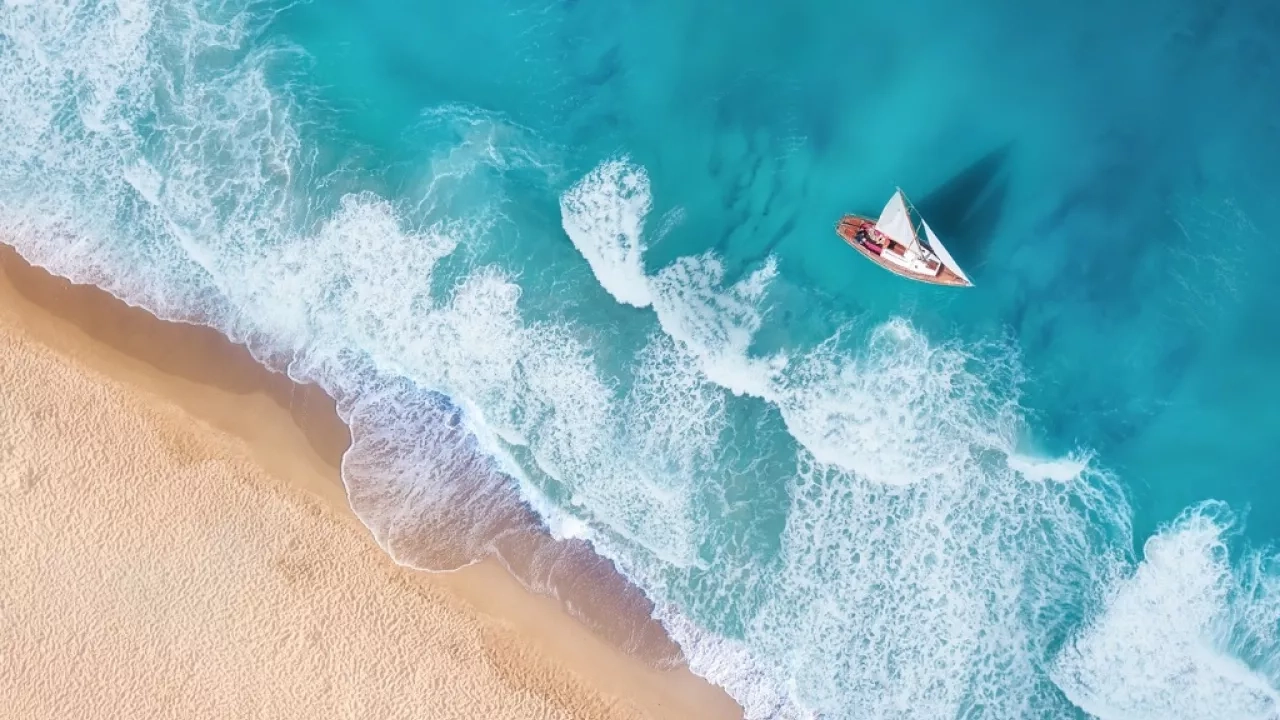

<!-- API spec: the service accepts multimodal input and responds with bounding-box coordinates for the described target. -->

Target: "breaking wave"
[559,155,1280,718]
[1051,502,1280,720]
[2,2,1277,718]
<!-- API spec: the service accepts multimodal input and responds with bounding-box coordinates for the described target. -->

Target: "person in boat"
[855,225,884,255]
[862,227,889,249]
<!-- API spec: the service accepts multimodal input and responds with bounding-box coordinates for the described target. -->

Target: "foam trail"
[562,157,1019,488]
[0,0,724,673]
[558,157,1145,717]
[11,5,1278,720]
[0,0,298,323]
[1051,501,1280,720]
[0,0,714,579]
[560,157,654,308]
[233,188,713,570]
[657,606,804,720]
[0,4,1057,718]
[772,322,1020,486]
[648,252,786,399]
[1006,450,1092,483]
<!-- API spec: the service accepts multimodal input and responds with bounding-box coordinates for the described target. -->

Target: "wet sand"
[0,244,742,719]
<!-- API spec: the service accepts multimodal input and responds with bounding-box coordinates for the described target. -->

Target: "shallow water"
[3,0,1279,717]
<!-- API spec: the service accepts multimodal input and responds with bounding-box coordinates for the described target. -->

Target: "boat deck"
[836,215,970,287]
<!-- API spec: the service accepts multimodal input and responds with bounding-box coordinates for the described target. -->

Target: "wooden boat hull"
[836,215,972,287]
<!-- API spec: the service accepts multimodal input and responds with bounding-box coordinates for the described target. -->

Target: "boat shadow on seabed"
[916,142,1013,279]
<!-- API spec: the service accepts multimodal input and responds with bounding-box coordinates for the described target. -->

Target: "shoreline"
[0,242,742,719]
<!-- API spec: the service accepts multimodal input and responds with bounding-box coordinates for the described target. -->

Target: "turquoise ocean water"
[4,0,1280,717]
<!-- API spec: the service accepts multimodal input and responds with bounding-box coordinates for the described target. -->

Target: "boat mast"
[896,187,923,253]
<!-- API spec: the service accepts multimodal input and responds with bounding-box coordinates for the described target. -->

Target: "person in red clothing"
[855,225,883,254]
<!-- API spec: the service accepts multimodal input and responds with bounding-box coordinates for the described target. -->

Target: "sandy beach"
[0,244,741,720]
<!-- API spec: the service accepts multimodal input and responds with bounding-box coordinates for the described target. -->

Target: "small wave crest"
[1,0,719,675]
[1006,450,1092,483]
[7,5,1280,720]
[558,156,1144,717]
[1051,501,1280,720]
[560,157,654,308]
[562,156,1023,488]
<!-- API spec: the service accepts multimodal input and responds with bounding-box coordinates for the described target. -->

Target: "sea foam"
[559,156,1132,717]
[558,155,1280,718]
[5,2,1280,719]
[559,157,654,308]
[1051,502,1280,720]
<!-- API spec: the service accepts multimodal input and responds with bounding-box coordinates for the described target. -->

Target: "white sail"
[874,189,918,248]
[921,219,971,285]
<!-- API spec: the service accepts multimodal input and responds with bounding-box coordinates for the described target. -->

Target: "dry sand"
[0,245,742,720]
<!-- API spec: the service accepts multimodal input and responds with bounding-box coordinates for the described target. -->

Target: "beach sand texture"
[0,247,741,720]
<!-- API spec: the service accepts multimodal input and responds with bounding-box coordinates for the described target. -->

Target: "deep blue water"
[3,0,1279,717]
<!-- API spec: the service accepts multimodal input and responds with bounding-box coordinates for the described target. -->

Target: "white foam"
[0,4,820,714]
[0,0,298,322]
[230,178,714,569]
[1051,502,1280,720]
[559,156,654,308]
[730,437,1134,717]
[648,252,786,399]
[562,157,1037,488]
[1006,450,1092,483]
[556,157,1148,717]
[776,320,1022,486]
[12,7,1274,720]
[624,332,729,482]
[657,605,811,720]
[0,0,658,573]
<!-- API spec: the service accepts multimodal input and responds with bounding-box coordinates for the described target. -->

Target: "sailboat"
[836,188,973,287]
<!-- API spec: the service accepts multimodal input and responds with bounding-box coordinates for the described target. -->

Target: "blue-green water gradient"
[3,0,1279,717]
